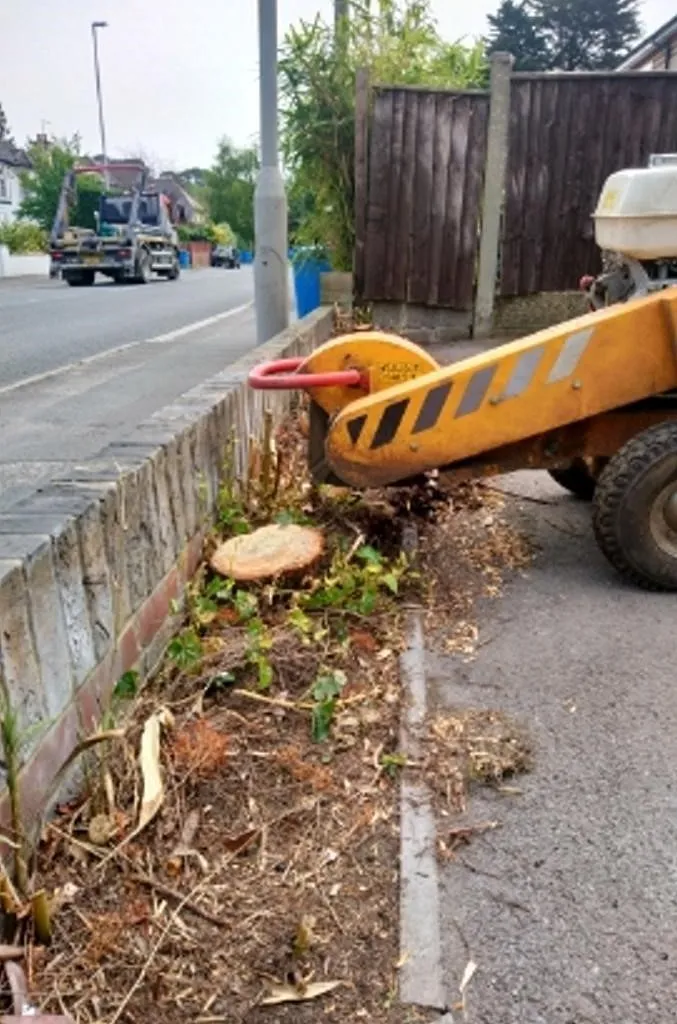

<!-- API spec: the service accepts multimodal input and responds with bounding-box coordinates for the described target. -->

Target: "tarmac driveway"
[430,470,677,1023]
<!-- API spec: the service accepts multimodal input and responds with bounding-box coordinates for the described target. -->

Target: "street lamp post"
[91,21,109,187]
[254,0,289,345]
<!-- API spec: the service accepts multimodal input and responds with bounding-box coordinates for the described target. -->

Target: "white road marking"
[0,300,254,397]
[144,302,252,343]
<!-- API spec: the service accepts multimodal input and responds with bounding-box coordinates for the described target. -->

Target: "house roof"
[617,14,677,70]
[85,155,148,190]
[155,172,204,212]
[0,140,31,169]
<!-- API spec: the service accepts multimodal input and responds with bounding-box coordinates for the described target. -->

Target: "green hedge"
[0,220,48,254]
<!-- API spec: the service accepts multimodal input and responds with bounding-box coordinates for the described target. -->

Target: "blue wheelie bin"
[293,247,330,318]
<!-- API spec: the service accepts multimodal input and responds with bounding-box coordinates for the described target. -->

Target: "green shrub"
[177,220,236,246]
[0,220,48,254]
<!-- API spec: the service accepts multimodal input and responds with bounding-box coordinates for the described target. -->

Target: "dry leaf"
[350,630,378,653]
[166,808,208,874]
[137,708,174,835]
[292,915,316,958]
[49,882,79,917]
[460,959,477,994]
[88,813,118,846]
[261,980,341,1006]
[223,828,260,855]
[178,809,201,847]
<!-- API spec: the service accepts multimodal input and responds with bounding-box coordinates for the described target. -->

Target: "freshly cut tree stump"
[210,524,325,582]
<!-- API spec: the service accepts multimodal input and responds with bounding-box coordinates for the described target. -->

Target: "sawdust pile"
[424,708,533,814]
[418,482,533,657]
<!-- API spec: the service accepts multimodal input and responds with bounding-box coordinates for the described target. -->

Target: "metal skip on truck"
[49,163,181,286]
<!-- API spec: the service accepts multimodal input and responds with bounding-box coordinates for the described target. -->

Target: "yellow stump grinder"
[250,162,677,591]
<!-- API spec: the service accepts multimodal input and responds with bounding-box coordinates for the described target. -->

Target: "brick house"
[88,157,205,224]
[0,140,31,224]
[617,14,677,70]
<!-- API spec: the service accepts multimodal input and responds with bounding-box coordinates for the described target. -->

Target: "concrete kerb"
[399,524,449,1015]
[0,305,333,838]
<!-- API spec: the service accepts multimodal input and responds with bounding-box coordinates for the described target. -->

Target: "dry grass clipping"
[425,708,533,813]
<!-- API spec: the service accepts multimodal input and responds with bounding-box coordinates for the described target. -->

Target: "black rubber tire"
[592,422,677,591]
[65,270,95,287]
[548,459,598,500]
[136,250,152,284]
[160,258,180,281]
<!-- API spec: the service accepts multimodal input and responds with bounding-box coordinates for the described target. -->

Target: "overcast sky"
[3,0,674,171]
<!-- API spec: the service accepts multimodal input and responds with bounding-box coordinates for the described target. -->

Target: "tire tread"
[592,422,677,591]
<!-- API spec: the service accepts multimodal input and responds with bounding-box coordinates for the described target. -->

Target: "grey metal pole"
[254,0,289,345]
[91,21,109,189]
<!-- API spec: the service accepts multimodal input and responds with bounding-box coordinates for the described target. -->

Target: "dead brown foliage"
[25,402,532,1024]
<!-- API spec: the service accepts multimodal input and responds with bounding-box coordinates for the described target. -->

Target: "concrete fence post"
[473,51,513,340]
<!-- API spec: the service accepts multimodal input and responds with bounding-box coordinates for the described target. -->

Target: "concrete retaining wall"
[494,292,588,335]
[0,245,50,279]
[320,271,353,307]
[372,301,473,345]
[0,307,333,832]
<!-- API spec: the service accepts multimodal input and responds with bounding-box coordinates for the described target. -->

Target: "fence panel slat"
[502,73,677,296]
[363,89,394,300]
[361,86,489,310]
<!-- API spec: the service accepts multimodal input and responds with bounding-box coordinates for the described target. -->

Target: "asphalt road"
[431,472,677,1023]
[0,267,264,510]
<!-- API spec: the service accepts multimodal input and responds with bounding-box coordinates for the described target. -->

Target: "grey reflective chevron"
[370,399,410,449]
[412,383,453,434]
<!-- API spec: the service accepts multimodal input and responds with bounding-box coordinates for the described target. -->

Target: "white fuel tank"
[594,166,677,260]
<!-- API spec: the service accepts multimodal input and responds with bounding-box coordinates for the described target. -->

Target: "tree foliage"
[0,102,12,143]
[486,0,641,71]
[18,136,102,231]
[205,140,258,248]
[279,0,487,271]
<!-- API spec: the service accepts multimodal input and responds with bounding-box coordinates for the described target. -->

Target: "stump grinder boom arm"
[250,290,677,591]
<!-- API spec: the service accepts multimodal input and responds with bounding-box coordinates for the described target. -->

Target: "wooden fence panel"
[501,73,677,296]
[361,86,489,310]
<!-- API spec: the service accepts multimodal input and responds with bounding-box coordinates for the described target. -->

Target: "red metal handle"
[248,357,365,391]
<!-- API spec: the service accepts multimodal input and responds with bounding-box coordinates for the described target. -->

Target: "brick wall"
[186,241,211,268]
[0,308,333,836]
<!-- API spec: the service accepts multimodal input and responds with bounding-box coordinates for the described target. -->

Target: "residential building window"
[0,168,8,201]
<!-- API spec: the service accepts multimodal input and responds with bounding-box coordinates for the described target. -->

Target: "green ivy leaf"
[208,670,237,691]
[113,670,139,700]
[311,701,335,743]
[312,669,347,702]
[167,629,203,669]
[382,572,399,594]
[357,588,377,615]
[356,544,383,565]
[234,590,259,621]
[257,658,273,690]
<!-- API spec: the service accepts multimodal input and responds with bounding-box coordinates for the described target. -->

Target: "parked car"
[211,244,240,269]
